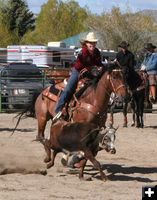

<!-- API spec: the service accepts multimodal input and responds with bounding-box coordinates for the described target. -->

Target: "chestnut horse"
[35,68,127,140]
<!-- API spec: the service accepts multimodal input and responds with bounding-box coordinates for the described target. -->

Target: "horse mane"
[77,68,108,99]
[83,63,119,91]
[127,70,143,90]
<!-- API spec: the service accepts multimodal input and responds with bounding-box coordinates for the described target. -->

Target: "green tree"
[0,3,18,47]
[87,7,157,53]
[0,22,16,47]
[1,0,35,39]
[22,0,88,44]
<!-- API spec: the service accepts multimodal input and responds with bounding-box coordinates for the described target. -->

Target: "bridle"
[71,69,126,118]
[108,69,126,94]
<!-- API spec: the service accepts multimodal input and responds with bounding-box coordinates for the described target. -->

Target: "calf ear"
[99,128,108,135]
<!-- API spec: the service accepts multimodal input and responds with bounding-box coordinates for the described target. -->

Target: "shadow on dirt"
[84,164,157,182]
[144,125,157,129]
[0,128,35,133]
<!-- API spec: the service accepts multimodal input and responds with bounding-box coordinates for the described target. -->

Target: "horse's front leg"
[43,139,51,163]
[134,94,142,128]
[136,114,141,128]
[139,91,145,128]
[123,101,128,127]
[47,150,59,169]
[140,106,144,128]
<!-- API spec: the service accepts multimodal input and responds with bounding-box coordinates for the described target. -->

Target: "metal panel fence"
[0,68,70,113]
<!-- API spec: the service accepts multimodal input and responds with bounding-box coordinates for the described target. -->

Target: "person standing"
[141,43,157,103]
[53,32,103,121]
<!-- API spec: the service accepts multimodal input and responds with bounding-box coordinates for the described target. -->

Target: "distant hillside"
[138,9,157,22]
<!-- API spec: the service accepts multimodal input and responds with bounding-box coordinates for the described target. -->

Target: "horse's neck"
[94,73,112,111]
[80,72,111,113]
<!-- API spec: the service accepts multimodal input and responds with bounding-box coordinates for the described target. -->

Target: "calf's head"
[99,126,118,154]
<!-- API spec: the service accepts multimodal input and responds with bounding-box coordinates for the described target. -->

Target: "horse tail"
[10,92,40,136]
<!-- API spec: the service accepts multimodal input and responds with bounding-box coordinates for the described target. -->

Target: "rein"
[107,70,126,94]
[72,70,126,117]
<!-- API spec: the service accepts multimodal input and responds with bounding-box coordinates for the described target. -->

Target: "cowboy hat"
[118,41,130,48]
[144,43,156,49]
[84,32,98,42]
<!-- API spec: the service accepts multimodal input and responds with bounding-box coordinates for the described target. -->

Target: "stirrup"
[52,111,62,121]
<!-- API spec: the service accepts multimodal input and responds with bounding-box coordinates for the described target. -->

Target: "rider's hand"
[81,71,94,79]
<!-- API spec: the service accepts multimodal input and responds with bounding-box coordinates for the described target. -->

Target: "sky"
[27,0,157,14]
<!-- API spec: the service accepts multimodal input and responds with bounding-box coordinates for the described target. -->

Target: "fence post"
[0,73,1,112]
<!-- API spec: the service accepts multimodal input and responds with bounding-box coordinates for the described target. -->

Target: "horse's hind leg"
[37,119,47,140]
[43,139,51,163]
[131,100,135,127]
[35,94,50,140]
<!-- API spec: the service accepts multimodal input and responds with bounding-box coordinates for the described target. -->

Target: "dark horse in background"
[108,70,148,128]
[34,65,127,140]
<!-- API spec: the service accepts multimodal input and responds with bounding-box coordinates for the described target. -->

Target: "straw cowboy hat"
[118,41,130,49]
[144,43,156,49]
[84,32,98,42]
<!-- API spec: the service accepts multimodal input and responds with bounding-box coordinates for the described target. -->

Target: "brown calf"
[41,120,117,181]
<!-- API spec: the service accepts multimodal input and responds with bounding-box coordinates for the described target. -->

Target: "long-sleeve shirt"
[73,47,102,72]
[116,50,142,90]
[142,52,157,75]
[116,50,135,73]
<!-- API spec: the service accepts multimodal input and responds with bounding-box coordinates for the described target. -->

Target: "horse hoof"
[44,157,51,163]
[123,123,127,128]
[136,124,140,128]
[36,135,44,141]
[102,176,108,182]
[47,162,54,169]
[131,123,135,127]
[139,124,144,128]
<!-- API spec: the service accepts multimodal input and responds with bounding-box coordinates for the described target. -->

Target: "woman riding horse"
[53,32,104,121]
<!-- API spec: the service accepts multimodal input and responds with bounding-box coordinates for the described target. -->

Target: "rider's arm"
[73,48,89,72]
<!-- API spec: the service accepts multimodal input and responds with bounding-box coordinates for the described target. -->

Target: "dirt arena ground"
[0,112,157,200]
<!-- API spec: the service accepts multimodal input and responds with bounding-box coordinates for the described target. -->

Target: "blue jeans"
[55,68,79,112]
